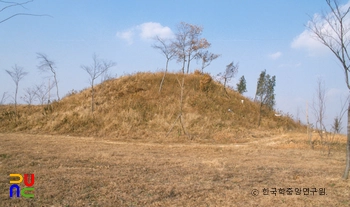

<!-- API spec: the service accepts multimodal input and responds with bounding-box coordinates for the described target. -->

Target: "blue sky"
[1,0,349,132]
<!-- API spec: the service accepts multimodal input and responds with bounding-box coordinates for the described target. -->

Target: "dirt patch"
[0,133,349,206]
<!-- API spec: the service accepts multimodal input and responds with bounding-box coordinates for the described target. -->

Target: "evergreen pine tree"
[236,75,247,94]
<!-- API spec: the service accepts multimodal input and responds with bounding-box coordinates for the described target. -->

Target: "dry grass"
[2,72,337,206]
[0,72,304,140]
[0,132,349,206]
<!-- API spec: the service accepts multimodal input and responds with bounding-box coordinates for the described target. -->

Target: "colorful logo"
[9,174,35,198]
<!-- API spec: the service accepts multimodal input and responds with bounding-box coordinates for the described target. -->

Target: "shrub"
[200,73,212,92]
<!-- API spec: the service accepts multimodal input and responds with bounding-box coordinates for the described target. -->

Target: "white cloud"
[138,22,174,40]
[116,30,134,44]
[116,22,174,44]
[290,29,327,56]
[291,1,350,56]
[268,51,282,60]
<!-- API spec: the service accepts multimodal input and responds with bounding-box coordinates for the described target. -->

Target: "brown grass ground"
[0,72,304,140]
[1,132,349,206]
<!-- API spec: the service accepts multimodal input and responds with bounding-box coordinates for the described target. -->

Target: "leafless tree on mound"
[34,82,54,105]
[81,53,116,113]
[217,61,239,96]
[21,86,38,105]
[5,65,28,118]
[307,0,350,179]
[152,36,177,93]
[37,53,60,101]
[173,22,211,74]
[197,50,220,73]
[0,0,50,24]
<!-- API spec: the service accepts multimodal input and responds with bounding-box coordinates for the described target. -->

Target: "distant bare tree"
[34,82,54,105]
[21,86,38,105]
[0,92,8,105]
[81,53,116,113]
[0,0,50,24]
[218,61,239,94]
[307,0,350,179]
[313,78,349,156]
[37,53,60,100]
[5,65,28,117]
[312,78,327,146]
[197,50,220,73]
[152,35,177,92]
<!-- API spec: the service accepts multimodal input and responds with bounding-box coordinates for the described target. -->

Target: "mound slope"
[0,72,304,141]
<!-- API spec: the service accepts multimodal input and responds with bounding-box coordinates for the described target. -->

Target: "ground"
[0,132,349,206]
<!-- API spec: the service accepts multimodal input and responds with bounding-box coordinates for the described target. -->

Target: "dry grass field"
[1,132,349,206]
[1,72,347,206]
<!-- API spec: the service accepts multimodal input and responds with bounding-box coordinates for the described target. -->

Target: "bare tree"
[312,78,349,156]
[5,65,28,117]
[173,22,210,74]
[312,78,327,146]
[197,50,220,73]
[21,86,38,105]
[152,36,177,92]
[217,61,239,94]
[0,0,50,24]
[307,0,350,179]
[37,53,60,100]
[0,91,8,105]
[81,53,116,113]
[34,82,54,105]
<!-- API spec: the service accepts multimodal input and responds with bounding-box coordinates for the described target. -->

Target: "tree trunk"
[186,54,191,74]
[342,101,350,179]
[14,83,18,121]
[159,59,169,93]
[53,72,60,101]
[258,102,262,127]
[181,54,186,74]
[91,82,94,113]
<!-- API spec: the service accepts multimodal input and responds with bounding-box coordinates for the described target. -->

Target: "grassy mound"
[0,72,304,141]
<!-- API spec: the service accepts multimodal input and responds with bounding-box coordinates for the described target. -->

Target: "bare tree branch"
[0,0,51,24]
[37,53,60,100]
[21,86,37,105]
[197,50,220,73]
[34,81,54,105]
[173,22,211,74]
